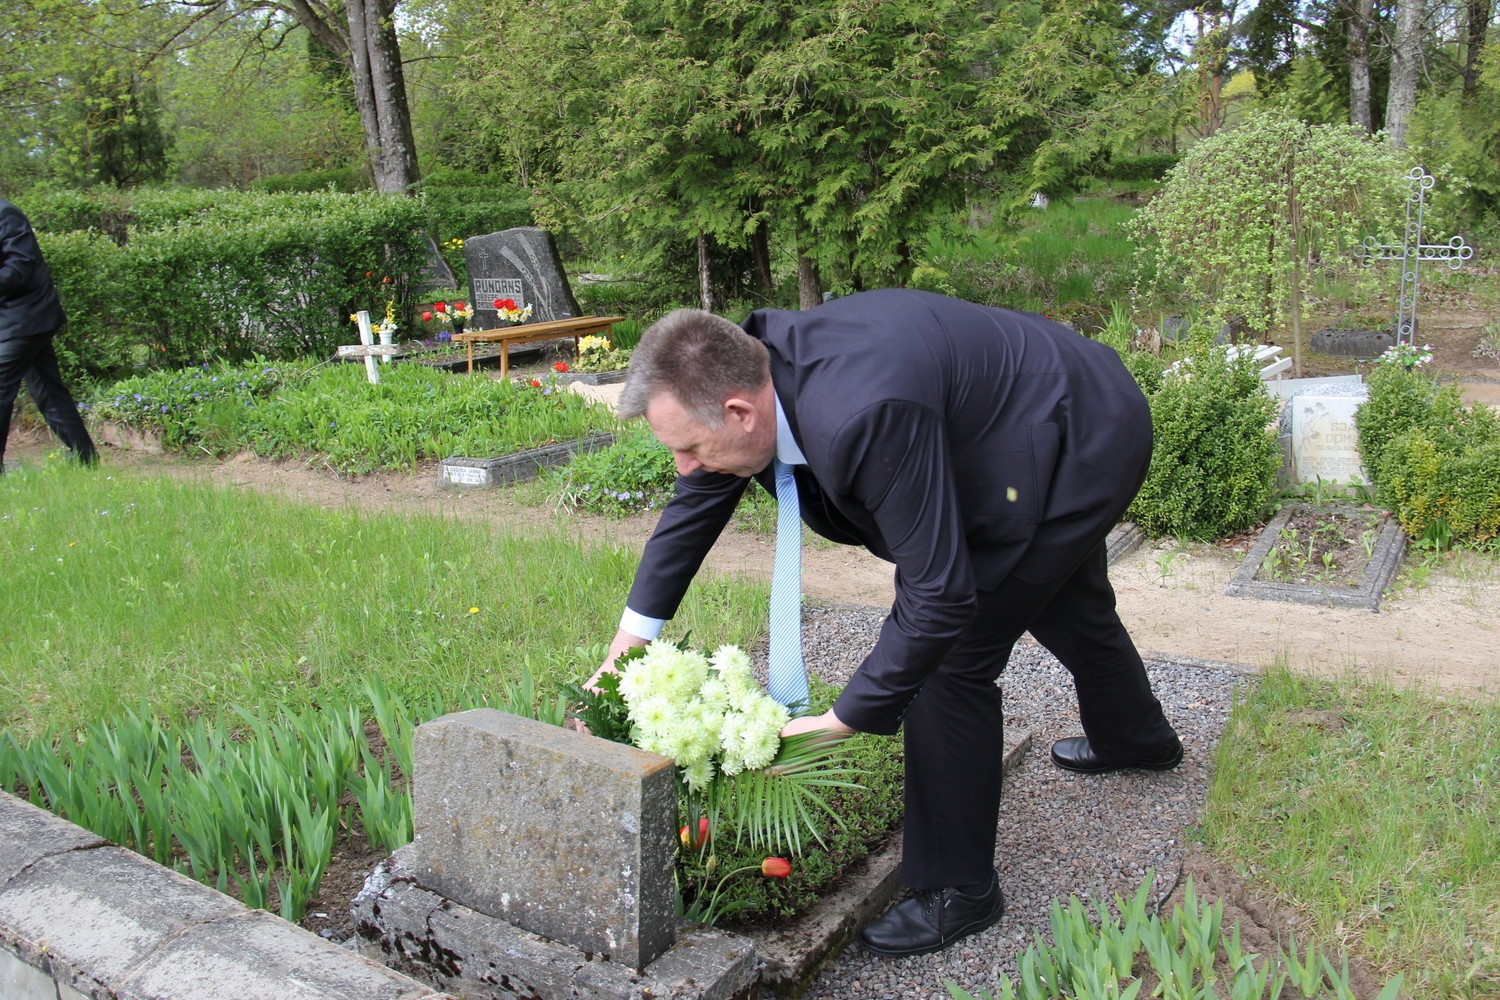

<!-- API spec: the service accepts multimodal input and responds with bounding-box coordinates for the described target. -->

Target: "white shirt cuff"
[619,607,666,641]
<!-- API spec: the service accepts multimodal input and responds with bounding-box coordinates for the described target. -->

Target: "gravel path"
[782,602,1252,1000]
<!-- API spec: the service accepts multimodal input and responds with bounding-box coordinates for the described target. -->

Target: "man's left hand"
[780,709,856,741]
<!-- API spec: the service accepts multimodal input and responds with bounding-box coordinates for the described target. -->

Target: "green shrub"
[37,191,430,372]
[250,167,370,194]
[416,170,533,243]
[1358,364,1500,545]
[1128,347,1280,540]
[1098,152,1179,181]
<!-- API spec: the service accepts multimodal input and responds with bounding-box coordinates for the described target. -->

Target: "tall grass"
[0,463,766,739]
[919,197,1144,315]
[1203,667,1500,999]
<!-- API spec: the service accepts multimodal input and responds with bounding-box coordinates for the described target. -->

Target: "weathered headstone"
[1282,384,1370,485]
[1310,328,1394,358]
[408,709,678,971]
[418,235,459,292]
[463,228,582,330]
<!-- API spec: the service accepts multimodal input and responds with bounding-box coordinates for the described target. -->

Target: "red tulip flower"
[679,818,710,849]
[422,311,434,322]
[553,361,569,372]
[435,302,447,313]
[455,302,466,310]
[530,379,542,387]
[382,275,392,283]
[761,857,792,878]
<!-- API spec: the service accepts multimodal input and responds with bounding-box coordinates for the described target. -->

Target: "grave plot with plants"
[1255,504,1390,587]
[88,360,618,473]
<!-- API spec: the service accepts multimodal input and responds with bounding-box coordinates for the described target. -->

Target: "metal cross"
[1354,167,1474,346]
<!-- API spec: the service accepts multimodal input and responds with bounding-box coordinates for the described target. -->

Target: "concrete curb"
[0,791,453,1000]
[439,432,615,488]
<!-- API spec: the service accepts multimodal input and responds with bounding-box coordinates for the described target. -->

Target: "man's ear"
[722,395,759,431]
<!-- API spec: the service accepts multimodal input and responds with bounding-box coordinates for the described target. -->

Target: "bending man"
[598,290,1180,958]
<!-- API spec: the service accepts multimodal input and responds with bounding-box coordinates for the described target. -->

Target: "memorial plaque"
[463,227,582,329]
[1290,393,1369,485]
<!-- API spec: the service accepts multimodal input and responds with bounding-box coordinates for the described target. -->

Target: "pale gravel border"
[764,602,1250,1000]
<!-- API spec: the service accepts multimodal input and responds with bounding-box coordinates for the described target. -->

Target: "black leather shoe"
[859,873,1005,958]
[1050,736,1183,774]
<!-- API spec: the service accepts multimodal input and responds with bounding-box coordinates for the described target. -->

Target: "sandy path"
[13,426,1493,695]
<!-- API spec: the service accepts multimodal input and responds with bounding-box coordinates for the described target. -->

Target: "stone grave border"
[352,729,1033,1000]
[0,790,452,1000]
[439,432,614,488]
[1223,504,1406,612]
[555,368,629,387]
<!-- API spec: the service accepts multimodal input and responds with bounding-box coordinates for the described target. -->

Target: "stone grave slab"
[1264,374,1362,400]
[409,709,678,971]
[464,228,582,330]
[1225,504,1406,611]
[1310,329,1394,358]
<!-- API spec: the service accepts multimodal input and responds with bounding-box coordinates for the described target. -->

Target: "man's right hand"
[583,628,650,693]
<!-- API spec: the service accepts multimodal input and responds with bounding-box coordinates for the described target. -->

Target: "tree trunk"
[750,223,774,294]
[346,0,420,193]
[1385,0,1424,148]
[696,229,714,312]
[796,249,822,310]
[1349,0,1374,131]
[1463,0,1492,97]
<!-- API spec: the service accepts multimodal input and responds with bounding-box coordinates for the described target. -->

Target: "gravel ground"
[779,602,1252,1000]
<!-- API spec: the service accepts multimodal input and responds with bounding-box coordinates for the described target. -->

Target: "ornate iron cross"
[1354,167,1474,346]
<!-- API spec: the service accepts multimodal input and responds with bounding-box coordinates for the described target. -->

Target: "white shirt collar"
[774,393,807,466]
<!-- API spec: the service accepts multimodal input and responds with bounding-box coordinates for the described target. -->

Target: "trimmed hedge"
[1357,366,1500,546]
[1128,347,1281,540]
[31,191,429,383]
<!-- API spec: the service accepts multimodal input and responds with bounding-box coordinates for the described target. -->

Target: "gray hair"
[617,308,771,426]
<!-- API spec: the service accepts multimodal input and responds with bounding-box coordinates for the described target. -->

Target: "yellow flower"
[469,607,480,614]
[349,313,359,323]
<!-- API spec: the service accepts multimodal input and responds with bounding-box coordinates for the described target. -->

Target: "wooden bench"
[450,315,627,377]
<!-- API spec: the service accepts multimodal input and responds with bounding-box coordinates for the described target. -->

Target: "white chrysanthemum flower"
[631,696,674,737]
[682,758,714,791]
[710,645,753,675]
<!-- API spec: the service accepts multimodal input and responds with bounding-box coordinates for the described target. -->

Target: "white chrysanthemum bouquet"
[616,643,787,792]
[570,639,856,862]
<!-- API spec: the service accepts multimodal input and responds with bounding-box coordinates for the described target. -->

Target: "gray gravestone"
[409,709,678,971]
[417,235,458,292]
[464,227,582,329]
[1310,328,1394,358]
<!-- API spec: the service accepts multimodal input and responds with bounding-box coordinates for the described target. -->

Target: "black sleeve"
[0,205,44,297]
[624,470,750,620]
[830,401,978,735]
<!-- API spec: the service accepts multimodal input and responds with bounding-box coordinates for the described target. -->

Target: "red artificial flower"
[553,361,569,372]
[761,857,792,878]
[679,818,710,849]
[365,271,373,277]
[494,297,517,311]
[455,302,466,310]
[530,379,542,387]
[435,302,447,313]
[422,311,434,322]
[382,275,392,283]
[493,298,504,309]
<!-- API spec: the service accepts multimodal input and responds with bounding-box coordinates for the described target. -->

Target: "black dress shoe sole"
[1050,741,1184,774]
[859,893,1006,959]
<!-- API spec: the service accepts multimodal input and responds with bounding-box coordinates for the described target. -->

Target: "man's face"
[645,389,776,479]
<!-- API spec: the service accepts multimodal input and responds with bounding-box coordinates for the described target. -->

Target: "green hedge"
[33,191,429,383]
[416,170,533,243]
[1128,347,1280,540]
[1357,366,1500,546]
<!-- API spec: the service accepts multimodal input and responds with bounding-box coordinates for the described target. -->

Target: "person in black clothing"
[0,198,97,471]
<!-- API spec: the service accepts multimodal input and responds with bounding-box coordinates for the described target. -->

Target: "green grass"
[1203,667,1500,998]
[918,196,1145,316]
[0,462,766,738]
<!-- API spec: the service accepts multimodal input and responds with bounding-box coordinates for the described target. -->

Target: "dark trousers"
[899,539,1178,889]
[0,334,97,468]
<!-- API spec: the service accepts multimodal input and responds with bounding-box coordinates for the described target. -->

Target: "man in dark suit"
[598,290,1180,957]
[0,198,97,471]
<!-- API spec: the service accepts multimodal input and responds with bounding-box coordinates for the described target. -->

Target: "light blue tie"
[768,458,810,710]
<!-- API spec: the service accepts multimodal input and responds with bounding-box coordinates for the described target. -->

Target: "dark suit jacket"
[0,199,66,342]
[626,289,1152,735]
